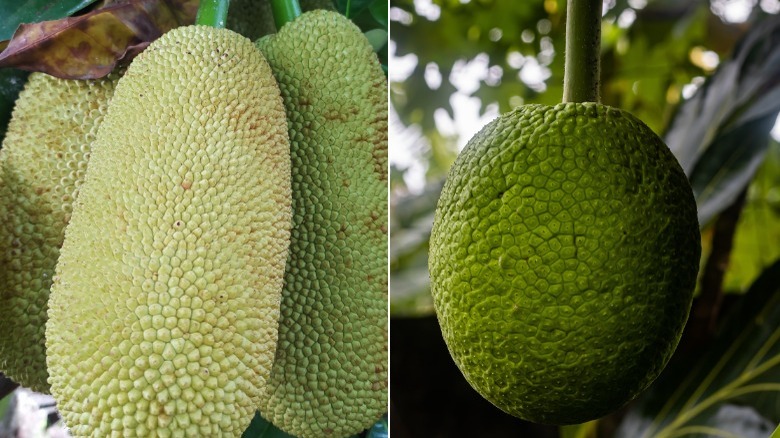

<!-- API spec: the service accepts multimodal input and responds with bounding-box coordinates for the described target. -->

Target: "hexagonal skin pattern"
[0,72,119,393]
[46,26,291,436]
[255,10,388,438]
[429,103,700,425]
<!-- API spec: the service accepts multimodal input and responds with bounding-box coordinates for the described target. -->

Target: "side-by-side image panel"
[390,1,780,437]
[0,1,389,437]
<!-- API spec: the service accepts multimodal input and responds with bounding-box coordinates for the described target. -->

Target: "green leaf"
[770,423,780,438]
[369,0,386,28]
[241,411,296,438]
[615,259,780,438]
[559,421,598,438]
[0,0,99,41]
[664,15,780,226]
[334,0,374,17]
[721,140,780,292]
[364,28,387,52]
[0,68,28,141]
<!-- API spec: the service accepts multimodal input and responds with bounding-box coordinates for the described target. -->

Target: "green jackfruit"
[46,26,291,436]
[228,0,336,41]
[0,72,119,392]
[255,10,388,438]
[429,103,700,424]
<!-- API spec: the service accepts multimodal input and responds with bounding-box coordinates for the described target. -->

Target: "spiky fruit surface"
[429,103,700,425]
[0,72,119,392]
[46,26,291,436]
[255,10,388,438]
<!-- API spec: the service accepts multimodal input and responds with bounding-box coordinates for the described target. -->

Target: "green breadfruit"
[429,103,700,424]
[255,10,388,438]
[0,72,119,393]
[46,26,292,436]
[228,0,336,41]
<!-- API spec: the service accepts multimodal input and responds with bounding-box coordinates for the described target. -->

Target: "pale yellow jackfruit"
[0,72,119,393]
[255,10,388,438]
[228,0,336,40]
[46,26,291,436]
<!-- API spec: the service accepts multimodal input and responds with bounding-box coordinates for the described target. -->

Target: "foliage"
[0,0,198,79]
[616,260,780,438]
[666,15,780,226]
[0,0,99,41]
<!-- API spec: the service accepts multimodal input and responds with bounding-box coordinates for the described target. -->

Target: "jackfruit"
[429,103,700,424]
[46,25,292,436]
[0,72,119,393]
[255,10,388,438]
[228,0,336,40]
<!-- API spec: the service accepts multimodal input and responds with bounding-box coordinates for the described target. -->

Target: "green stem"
[196,0,230,28]
[562,0,601,103]
[271,0,302,30]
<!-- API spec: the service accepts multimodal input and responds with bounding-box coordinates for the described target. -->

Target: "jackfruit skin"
[46,25,292,436]
[429,103,700,424]
[255,10,388,438]
[0,72,119,393]
[228,0,336,41]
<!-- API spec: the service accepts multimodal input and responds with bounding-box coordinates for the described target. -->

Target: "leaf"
[0,68,28,140]
[0,0,99,41]
[364,28,387,53]
[615,259,780,438]
[689,113,777,226]
[664,14,780,226]
[559,421,598,438]
[721,140,780,291]
[771,423,780,438]
[0,0,198,79]
[241,411,296,438]
[334,0,375,18]
[365,415,388,438]
[369,0,387,28]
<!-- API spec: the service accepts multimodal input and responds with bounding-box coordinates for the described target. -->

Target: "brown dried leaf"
[0,0,199,79]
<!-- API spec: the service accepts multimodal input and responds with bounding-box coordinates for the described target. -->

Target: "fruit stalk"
[270,0,302,29]
[562,0,601,103]
[196,0,230,28]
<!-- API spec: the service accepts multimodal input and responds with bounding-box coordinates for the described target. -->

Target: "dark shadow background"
[390,316,559,438]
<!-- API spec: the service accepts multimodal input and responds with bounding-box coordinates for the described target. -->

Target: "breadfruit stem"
[562,0,601,103]
[271,0,302,30]
[196,0,230,28]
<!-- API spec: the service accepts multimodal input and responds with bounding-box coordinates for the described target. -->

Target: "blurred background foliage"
[390,0,780,436]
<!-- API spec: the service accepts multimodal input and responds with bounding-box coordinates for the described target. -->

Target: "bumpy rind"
[255,10,388,438]
[0,72,119,393]
[429,103,701,425]
[46,26,291,436]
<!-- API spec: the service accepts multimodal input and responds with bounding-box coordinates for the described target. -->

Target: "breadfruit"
[228,0,336,40]
[0,71,119,393]
[46,25,292,436]
[255,10,388,438]
[429,103,700,424]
